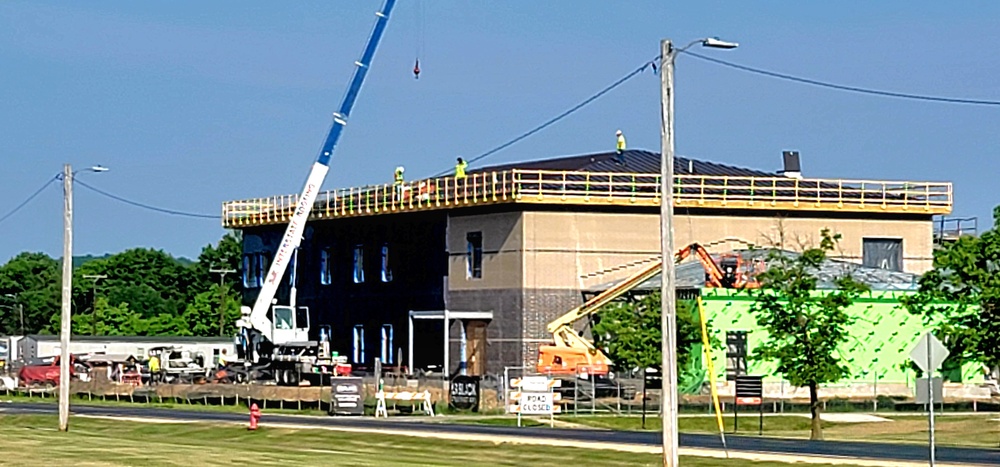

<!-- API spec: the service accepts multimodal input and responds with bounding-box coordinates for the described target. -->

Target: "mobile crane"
[536,243,759,377]
[235,0,397,385]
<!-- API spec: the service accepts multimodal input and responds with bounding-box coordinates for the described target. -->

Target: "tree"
[904,207,1000,373]
[0,231,240,338]
[748,229,868,440]
[592,292,702,428]
[0,252,61,334]
[180,286,240,337]
[192,231,243,296]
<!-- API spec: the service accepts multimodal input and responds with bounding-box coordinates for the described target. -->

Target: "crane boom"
[242,0,397,343]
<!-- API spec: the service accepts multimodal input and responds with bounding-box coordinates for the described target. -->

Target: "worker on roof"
[615,130,626,165]
[455,157,468,179]
[393,166,405,201]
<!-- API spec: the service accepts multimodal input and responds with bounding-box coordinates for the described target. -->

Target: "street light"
[659,37,737,467]
[58,163,109,432]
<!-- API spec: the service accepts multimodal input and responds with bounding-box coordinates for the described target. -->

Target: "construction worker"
[393,166,405,201]
[394,166,405,185]
[218,349,229,370]
[615,130,627,164]
[455,157,468,179]
[148,353,160,385]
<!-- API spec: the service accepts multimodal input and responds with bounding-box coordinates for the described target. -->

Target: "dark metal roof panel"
[474,150,777,178]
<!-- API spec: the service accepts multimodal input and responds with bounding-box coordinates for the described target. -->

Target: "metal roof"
[475,149,777,178]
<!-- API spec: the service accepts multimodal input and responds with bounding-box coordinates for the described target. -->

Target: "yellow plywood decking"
[222,169,952,228]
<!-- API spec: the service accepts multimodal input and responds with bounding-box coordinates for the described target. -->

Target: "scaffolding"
[222,169,953,228]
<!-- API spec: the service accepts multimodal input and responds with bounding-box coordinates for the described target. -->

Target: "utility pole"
[657,36,737,466]
[659,39,679,467]
[83,274,107,336]
[59,163,73,432]
[210,268,236,336]
[56,163,107,432]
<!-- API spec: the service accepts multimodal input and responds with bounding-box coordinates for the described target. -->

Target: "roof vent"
[780,151,802,179]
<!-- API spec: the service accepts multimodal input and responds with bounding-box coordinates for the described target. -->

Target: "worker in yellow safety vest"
[455,157,468,179]
[148,354,160,384]
[394,166,405,185]
[394,166,405,201]
[615,129,626,164]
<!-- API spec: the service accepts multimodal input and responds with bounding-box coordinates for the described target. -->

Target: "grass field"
[0,414,868,467]
[451,414,1000,449]
[557,414,1000,448]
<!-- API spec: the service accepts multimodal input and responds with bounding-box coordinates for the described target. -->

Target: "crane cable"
[413,0,423,79]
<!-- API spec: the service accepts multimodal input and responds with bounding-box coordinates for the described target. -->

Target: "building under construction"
[222,149,952,375]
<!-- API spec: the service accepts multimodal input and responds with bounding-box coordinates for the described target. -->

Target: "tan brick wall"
[522,211,934,291]
[446,212,524,291]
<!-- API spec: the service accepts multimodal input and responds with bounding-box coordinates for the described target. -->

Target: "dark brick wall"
[241,212,448,370]
[446,289,523,374]
[522,289,584,368]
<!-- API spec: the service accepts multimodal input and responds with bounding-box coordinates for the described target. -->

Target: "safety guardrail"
[222,169,953,227]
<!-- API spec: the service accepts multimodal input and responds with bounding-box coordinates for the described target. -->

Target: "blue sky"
[2,1,998,262]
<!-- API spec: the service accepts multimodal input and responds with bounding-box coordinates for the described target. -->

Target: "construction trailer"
[15,335,234,365]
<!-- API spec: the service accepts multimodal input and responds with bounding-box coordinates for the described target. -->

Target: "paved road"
[3,402,998,465]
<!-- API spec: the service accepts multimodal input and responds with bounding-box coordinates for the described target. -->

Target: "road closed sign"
[519,392,554,414]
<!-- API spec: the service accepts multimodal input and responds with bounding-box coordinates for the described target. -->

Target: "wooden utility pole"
[210,268,236,336]
[59,164,73,432]
[83,274,107,336]
[659,39,679,467]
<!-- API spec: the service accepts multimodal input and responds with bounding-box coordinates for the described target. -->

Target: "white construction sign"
[508,390,562,414]
[508,376,562,426]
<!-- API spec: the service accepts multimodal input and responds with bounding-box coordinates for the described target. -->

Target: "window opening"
[353,325,365,364]
[466,232,483,279]
[862,238,903,272]
[353,245,365,283]
[320,249,333,285]
[381,324,394,364]
[381,244,393,282]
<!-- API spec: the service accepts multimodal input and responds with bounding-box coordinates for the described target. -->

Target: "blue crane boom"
[239,0,397,358]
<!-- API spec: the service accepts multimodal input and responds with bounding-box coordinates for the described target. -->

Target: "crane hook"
[413,59,420,79]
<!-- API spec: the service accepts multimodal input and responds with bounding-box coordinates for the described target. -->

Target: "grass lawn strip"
[0,413,887,467]
[67,413,945,467]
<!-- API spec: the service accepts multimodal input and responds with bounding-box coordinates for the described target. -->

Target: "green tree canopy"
[748,229,869,440]
[0,252,61,335]
[904,207,1000,371]
[0,231,243,337]
[592,292,702,374]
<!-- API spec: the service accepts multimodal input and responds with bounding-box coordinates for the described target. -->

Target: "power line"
[0,175,59,227]
[74,179,220,219]
[681,50,1000,106]
[433,55,661,176]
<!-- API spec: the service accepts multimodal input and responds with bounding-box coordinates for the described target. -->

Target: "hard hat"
[616,130,622,135]
[396,166,404,172]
